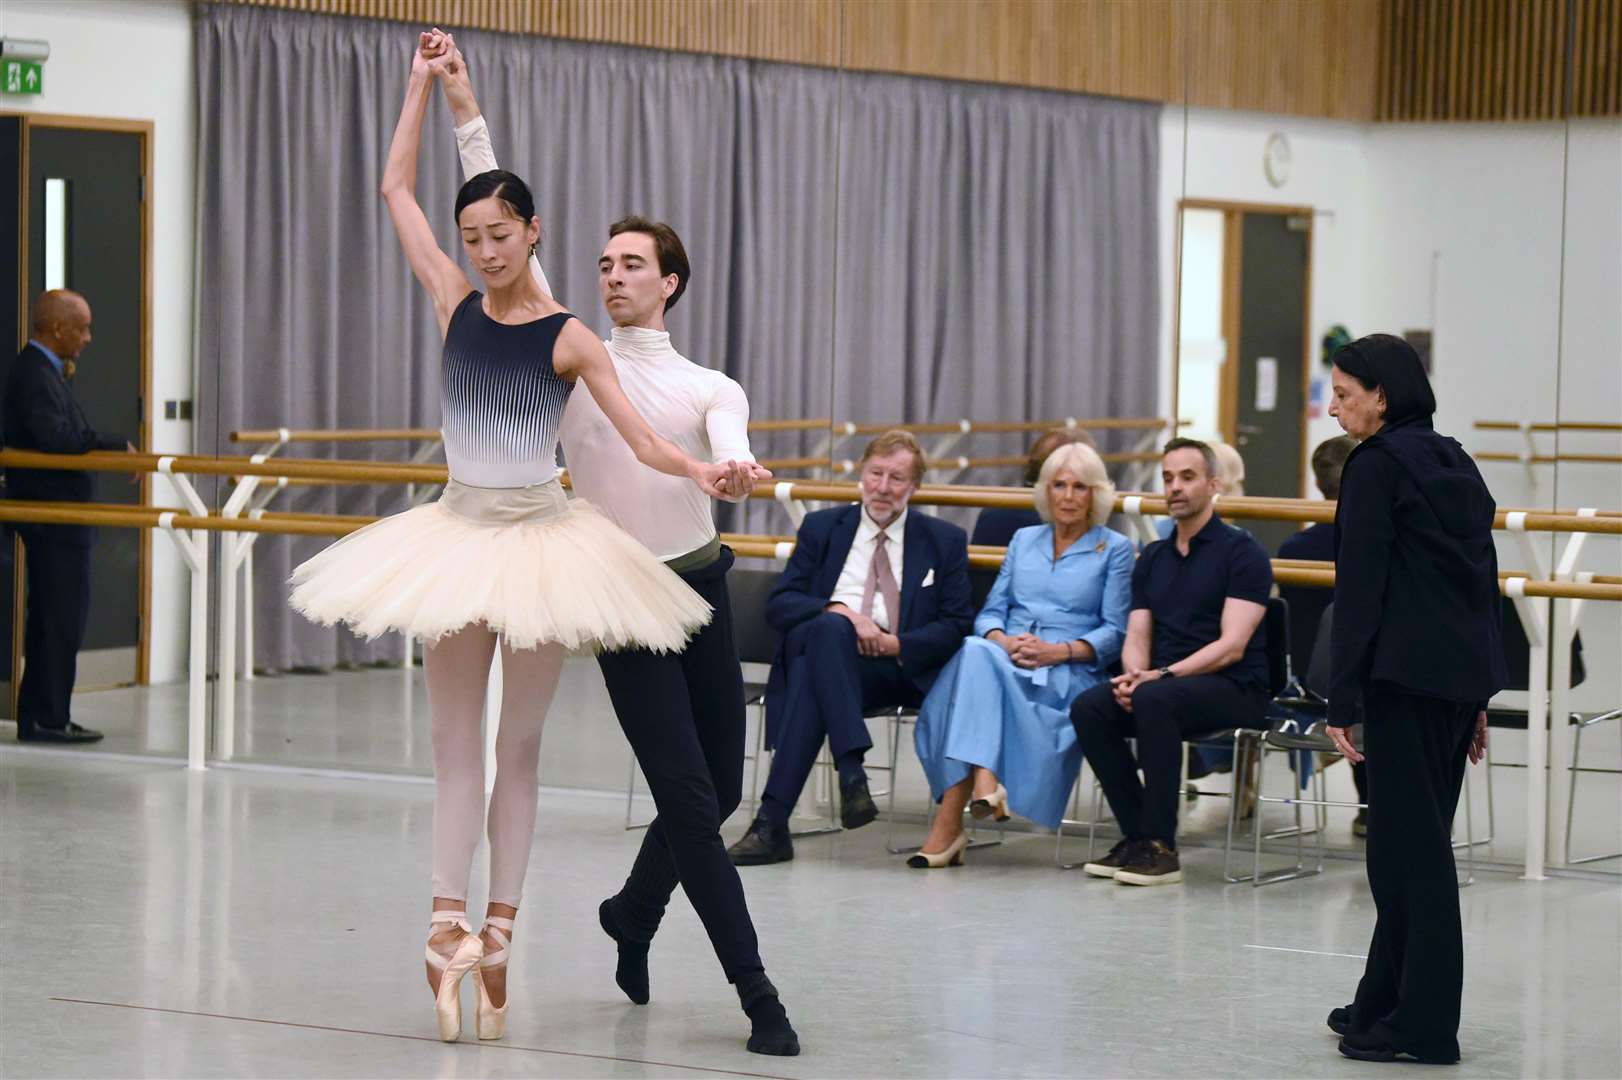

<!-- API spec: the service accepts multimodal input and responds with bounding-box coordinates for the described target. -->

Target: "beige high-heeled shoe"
[426,909,483,1042]
[472,915,514,1040]
[907,832,969,868]
[969,783,1011,822]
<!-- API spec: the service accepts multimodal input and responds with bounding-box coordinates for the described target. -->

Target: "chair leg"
[1223,732,1247,882]
[624,751,643,831]
[746,702,766,820]
[1565,719,1622,866]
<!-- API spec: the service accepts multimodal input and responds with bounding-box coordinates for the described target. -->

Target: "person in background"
[1323,334,1503,1065]
[729,430,974,866]
[1069,438,1272,886]
[1278,434,1365,835]
[2,289,135,744]
[971,426,1098,548]
[908,442,1133,868]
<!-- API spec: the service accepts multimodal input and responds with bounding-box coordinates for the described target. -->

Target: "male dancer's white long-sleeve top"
[455,116,756,562]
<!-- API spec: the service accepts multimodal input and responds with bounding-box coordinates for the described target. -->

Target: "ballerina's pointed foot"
[426,909,483,1042]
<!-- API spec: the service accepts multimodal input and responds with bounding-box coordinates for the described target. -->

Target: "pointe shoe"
[473,915,514,1040]
[906,832,968,868]
[426,910,483,1042]
[969,784,1010,822]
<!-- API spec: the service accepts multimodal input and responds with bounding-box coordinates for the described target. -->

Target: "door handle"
[1236,424,1264,434]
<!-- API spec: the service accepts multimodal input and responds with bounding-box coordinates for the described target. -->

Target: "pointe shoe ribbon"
[474,915,514,1040]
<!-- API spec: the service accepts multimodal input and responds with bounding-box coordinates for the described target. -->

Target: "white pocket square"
[920,569,935,587]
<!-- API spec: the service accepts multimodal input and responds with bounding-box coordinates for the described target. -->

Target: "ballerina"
[288,40,745,1043]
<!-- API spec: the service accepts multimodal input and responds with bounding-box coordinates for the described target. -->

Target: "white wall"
[0,0,196,682]
[1159,109,1621,709]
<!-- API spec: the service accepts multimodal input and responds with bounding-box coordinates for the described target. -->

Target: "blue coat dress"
[914,523,1134,828]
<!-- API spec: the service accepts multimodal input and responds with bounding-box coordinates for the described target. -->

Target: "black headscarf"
[1330,333,1437,428]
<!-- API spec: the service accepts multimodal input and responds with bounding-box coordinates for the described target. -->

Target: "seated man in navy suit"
[729,430,975,865]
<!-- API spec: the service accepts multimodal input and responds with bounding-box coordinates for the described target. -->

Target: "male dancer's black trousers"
[596,547,764,983]
[1348,687,1476,1062]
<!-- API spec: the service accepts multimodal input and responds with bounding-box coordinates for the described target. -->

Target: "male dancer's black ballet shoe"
[598,898,650,1005]
[735,973,800,1056]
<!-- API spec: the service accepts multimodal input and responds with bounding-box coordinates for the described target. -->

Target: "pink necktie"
[860,530,902,629]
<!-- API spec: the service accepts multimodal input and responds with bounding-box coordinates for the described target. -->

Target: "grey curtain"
[195,4,1156,671]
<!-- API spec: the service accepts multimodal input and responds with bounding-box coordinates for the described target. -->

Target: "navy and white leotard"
[440,290,574,489]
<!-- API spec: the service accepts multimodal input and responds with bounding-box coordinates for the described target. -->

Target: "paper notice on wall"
[1255,357,1278,412]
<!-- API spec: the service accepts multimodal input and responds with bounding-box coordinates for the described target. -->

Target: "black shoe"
[727,818,793,866]
[1338,1026,1459,1065]
[1328,1006,1353,1036]
[736,974,800,1056]
[598,898,650,1005]
[1081,838,1139,879]
[17,721,104,744]
[839,774,879,830]
[1113,839,1183,886]
[1352,809,1368,838]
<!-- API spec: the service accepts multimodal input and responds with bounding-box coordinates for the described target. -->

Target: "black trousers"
[595,548,764,984]
[1070,674,1268,848]
[759,612,922,826]
[1348,687,1475,1061]
[16,526,93,731]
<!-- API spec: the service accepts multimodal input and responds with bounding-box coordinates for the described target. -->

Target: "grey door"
[25,126,146,685]
[1234,212,1309,553]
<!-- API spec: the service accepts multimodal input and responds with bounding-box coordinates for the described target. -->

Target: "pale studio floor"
[3,665,1621,1078]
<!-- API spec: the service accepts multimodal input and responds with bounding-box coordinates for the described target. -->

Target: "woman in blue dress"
[908,442,1134,867]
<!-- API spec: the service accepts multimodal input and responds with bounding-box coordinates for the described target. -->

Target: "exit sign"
[3,60,42,96]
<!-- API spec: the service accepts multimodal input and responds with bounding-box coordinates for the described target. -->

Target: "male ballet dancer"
[423,33,798,1057]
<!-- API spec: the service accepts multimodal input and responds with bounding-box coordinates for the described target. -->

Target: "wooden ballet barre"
[0,449,448,486]
[1475,452,1622,465]
[230,428,441,444]
[1475,420,1622,433]
[834,417,1178,437]
[746,418,833,433]
[233,419,840,442]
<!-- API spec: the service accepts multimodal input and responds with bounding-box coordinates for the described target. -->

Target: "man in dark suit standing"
[3,290,129,743]
[728,430,975,864]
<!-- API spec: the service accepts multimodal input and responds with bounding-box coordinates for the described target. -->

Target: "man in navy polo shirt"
[1070,438,1272,885]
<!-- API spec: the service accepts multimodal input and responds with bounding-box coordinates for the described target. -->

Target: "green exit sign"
[3,59,43,96]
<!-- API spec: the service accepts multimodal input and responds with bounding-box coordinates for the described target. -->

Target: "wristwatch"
[1158,666,1175,680]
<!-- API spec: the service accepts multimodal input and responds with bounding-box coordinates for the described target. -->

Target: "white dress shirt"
[454,115,755,560]
[829,507,908,631]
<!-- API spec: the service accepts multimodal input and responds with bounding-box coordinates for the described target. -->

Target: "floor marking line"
[47,997,793,1079]
[1243,944,1368,960]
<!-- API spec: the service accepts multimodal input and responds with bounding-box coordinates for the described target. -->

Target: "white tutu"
[288,478,711,653]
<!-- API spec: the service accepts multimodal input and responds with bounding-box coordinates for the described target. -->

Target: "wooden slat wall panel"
[215,0,1619,120]
[237,0,843,67]
[1380,0,1621,120]
[1181,0,1383,118]
[216,0,1371,116]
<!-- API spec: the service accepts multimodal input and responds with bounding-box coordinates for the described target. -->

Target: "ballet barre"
[1474,421,1622,432]
[228,414,1183,488]
[1472,419,1622,481]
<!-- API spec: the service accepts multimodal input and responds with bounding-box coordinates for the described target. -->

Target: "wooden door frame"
[8,111,154,686]
[1176,197,1315,498]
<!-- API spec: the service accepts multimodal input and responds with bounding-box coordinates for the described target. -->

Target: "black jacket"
[2,343,125,505]
[1327,417,1508,726]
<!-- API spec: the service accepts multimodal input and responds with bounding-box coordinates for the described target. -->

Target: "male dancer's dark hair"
[608,215,691,310]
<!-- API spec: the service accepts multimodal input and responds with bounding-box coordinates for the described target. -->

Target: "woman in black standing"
[1322,333,1506,1065]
